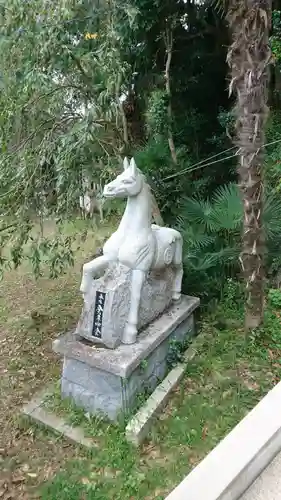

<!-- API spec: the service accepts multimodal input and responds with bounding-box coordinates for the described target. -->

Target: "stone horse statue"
[80,157,183,344]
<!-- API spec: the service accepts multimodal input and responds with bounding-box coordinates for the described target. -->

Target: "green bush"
[177,183,281,302]
[134,139,194,220]
[268,288,281,309]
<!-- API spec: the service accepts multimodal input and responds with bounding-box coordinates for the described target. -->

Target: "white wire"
[163,137,281,181]
[163,146,237,180]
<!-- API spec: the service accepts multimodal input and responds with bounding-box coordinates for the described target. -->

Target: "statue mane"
[136,167,150,190]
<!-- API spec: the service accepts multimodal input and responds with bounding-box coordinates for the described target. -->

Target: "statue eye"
[123,179,132,184]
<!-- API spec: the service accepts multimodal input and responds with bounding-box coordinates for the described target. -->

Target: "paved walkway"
[241,451,281,500]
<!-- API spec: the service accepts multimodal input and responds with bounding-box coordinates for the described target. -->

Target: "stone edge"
[53,295,200,378]
[125,346,197,446]
[124,296,200,378]
[165,379,281,500]
[21,347,197,450]
[22,388,96,449]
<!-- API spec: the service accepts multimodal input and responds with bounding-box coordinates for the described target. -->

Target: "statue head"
[103,157,144,199]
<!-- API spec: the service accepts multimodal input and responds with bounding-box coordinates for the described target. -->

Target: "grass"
[0,217,113,499]
[41,290,281,499]
[1,218,281,500]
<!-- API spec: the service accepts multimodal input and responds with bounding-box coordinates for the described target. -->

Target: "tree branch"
[62,45,93,85]
[9,114,79,155]
[0,222,17,233]
[23,85,85,110]
[10,118,55,154]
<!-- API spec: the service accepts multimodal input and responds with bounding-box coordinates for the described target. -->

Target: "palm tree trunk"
[227,0,272,330]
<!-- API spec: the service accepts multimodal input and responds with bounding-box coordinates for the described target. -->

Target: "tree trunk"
[116,73,129,152]
[226,0,272,330]
[164,26,177,165]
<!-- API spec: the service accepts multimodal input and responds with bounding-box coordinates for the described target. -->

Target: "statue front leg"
[122,269,146,345]
[80,255,109,296]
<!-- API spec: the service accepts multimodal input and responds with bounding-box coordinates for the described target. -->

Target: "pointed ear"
[130,157,137,176]
[123,157,130,170]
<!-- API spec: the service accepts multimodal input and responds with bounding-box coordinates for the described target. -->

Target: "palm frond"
[179,183,242,233]
[210,183,242,231]
[264,193,281,242]
[207,0,228,16]
[178,180,281,289]
[182,226,215,250]
[184,245,239,272]
[178,197,213,232]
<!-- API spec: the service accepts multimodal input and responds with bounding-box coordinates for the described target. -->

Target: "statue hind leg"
[172,235,183,301]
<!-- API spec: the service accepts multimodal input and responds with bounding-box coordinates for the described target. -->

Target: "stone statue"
[79,157,183,345]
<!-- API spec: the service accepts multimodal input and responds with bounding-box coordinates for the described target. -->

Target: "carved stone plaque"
[92,291,106,338]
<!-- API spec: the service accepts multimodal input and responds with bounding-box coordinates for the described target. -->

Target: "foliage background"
[0,1,281,300]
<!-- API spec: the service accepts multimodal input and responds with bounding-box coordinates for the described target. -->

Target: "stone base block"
[76,263,177,348]
[53,295,199,421]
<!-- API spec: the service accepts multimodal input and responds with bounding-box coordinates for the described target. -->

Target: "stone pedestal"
[53,295,199,422]
[76,263,177,349]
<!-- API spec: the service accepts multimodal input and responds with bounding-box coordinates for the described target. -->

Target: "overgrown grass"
[1,218,281,500]
[39,285,281,500]
[0,218,114,498]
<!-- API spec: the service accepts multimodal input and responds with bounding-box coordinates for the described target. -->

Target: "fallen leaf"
[222,389,232,399]
[244,380,259,391]
[81,478,91,485]
[268,349,274,360]
[11,476,25,485]
[202,425,208,439]
[189,455,198,466]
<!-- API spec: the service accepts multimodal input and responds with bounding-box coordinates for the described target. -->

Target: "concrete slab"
[241,451,281,500]
[22,390,98,449]
[126,345,196,446]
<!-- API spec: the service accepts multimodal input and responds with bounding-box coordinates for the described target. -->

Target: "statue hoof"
[122,324,137,344]
[172,292,181,302]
